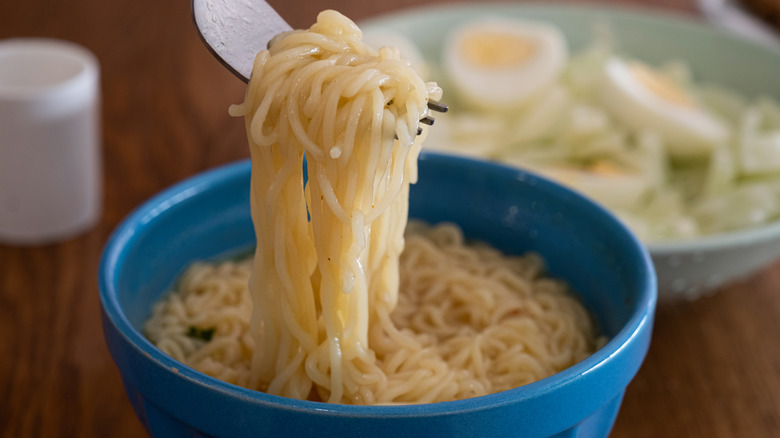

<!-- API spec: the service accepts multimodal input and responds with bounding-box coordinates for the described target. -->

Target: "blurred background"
[1,0,779,437]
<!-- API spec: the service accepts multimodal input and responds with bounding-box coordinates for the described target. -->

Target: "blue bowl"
[99,153,656,438]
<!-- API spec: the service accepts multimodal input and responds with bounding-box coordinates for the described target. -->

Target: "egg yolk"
[589,160,631,177]
[546,161,628,184]
[460,31,536,68]
[628,62,694,108]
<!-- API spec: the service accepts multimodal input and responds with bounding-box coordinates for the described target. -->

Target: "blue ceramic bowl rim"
[99,154,656,417]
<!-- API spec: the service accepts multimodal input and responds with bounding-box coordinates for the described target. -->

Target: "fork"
[191,0,447,130]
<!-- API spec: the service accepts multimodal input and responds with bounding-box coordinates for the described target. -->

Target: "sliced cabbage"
[428,31,780,242]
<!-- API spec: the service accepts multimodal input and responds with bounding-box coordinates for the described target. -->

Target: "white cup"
[0,38,102,245]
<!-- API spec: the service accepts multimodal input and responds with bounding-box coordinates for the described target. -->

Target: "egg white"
[600,57,728,159]
[526,162,653,210]
[443,17,568,109]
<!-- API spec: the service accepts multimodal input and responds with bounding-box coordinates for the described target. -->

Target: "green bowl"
[362,2,780,300]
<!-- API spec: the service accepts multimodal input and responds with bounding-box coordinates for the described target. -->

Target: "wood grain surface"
[1,0,778,437]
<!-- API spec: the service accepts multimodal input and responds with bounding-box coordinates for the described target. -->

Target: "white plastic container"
[0,38,102,245]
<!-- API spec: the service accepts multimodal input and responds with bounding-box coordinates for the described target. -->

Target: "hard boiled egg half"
[443,18,568,109]
[601,57,728,159]
[521,161,655,210]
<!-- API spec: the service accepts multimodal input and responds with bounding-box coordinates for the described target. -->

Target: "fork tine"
[427,100,448,113]
[409,101,445,137]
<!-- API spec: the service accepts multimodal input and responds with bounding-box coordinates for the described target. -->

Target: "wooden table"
[1,0,778,436]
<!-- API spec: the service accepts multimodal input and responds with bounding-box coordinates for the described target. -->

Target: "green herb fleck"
[186,326,216,342]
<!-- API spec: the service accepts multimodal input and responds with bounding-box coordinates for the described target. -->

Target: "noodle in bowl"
[99,153,656,437]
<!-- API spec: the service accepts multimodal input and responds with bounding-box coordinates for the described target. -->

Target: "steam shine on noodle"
[145,10,603,405]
